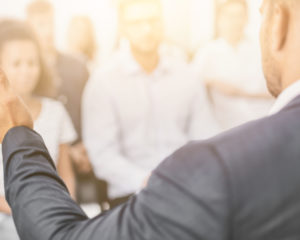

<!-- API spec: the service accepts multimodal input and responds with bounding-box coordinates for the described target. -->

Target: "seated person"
[83,0,219,208]
[193,0,274,131]
[0,19,77,239]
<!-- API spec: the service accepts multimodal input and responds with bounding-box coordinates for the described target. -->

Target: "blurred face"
[68,19,91,50]
[260,0,281,97]
[218,3,248,43]
[0,40,40,97]
[121,0,163,54]
[28,12,55,51]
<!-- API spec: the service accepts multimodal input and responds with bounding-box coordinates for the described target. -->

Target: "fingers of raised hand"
[0,68,9,94]
[0,68,33,142]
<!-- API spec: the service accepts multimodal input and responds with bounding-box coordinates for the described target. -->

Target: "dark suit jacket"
[3,95,300,240]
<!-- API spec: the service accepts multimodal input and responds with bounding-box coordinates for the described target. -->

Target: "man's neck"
[224,35,244,48]
[131,47,160,74]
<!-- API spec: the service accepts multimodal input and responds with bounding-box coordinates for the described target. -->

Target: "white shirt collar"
[269,79,300,115]
[118,41,170,76]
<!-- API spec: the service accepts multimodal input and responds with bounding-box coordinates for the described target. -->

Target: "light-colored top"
[0,97,77,197]
[82,49,219,198]
[193,38,274,130]
[269,80,300,115]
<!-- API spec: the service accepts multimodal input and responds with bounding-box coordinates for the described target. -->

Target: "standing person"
[26,0,91,176]
[67,16,97,71]
[2,1,300,239]
[83,0,218,208]
[0,20,77,239]
[193,0,274,131]
[26,0,97,208]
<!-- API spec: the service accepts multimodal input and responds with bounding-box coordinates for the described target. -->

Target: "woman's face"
[0,40,40,97]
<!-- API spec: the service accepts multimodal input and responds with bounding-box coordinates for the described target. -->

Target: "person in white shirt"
[82,0,219,208]
[0,19,77,240]
[193,0,274,131]
[26,0,91,177]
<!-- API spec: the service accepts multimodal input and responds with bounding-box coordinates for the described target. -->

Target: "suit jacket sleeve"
[2,126,231,240]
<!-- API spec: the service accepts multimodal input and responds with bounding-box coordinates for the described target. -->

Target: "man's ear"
[271,3,289,51]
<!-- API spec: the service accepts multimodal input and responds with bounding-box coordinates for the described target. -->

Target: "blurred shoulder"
[159,109,295,177]
[56,52,89,80]
[40,97,67,115]
[57,52,87,69]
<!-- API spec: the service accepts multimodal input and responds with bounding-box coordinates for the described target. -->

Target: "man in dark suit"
[1,0,300,239]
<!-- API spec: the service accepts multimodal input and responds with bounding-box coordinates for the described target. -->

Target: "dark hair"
[0,19,54,97]
[26,0,54,17]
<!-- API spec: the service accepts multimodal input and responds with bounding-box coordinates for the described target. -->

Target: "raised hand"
[0,68,33,143]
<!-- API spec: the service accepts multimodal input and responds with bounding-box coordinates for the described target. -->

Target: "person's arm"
[82,77,148,195]
[0,196,11,214]
[57,144,76,200]
[3,127,230,240]
[206,79,246,97]
[206,79,272,99]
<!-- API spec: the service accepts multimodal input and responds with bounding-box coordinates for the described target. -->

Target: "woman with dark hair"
[0,19,77,239]
[0,19,55,97]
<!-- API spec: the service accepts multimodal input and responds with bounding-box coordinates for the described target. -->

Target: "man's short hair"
[218,0,248,15]
[117,0,161,17]
[26,0,54,16]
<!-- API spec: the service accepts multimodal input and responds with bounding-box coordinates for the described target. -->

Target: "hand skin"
[0,68,32,215]
[0,68,33,143]
[0,196,11,215]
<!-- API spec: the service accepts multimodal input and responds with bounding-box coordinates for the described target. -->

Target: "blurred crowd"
[0,0,274,239]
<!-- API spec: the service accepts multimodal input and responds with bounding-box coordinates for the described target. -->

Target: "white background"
[0,0,262,62]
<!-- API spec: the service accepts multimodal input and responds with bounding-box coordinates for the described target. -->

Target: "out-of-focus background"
[0,1,275,239]
[0,0,262,63]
